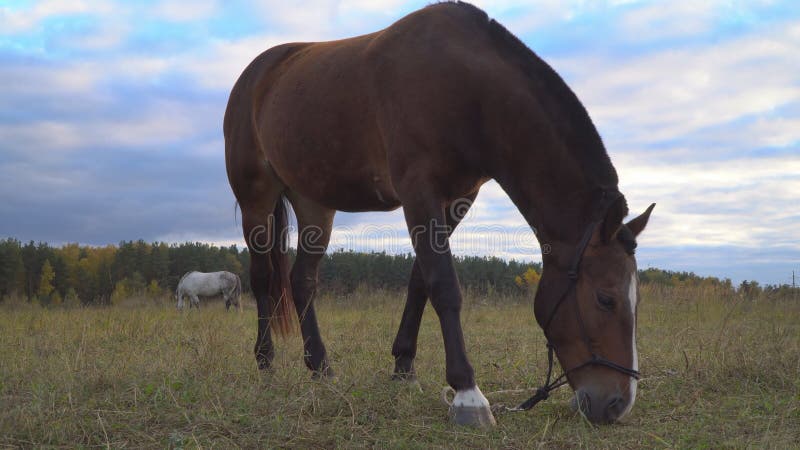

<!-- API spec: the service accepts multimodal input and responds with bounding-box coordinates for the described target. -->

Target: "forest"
[0,237,794,306]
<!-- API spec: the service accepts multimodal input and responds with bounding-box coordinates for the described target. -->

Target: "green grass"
[1,287,799,448]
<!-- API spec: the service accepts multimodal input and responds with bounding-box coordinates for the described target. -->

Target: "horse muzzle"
[573,387,634,424]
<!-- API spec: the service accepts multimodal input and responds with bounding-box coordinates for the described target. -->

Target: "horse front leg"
[392,194,476,380]
[401,196,495,427]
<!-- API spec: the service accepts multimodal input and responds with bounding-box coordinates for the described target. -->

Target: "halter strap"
[540,218,600,333]
[511,190,640,412]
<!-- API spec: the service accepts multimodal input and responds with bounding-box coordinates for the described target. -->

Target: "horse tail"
[269,196,296,336]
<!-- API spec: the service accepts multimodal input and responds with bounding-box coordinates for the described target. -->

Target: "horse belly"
[264,120,400,211]
[280,158,401,212]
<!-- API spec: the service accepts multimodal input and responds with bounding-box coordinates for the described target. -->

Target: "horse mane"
[428,1,619,188]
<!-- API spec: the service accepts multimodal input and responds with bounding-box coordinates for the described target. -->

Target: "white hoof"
[446,386,497,427]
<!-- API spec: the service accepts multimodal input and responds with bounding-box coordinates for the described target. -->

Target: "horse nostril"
[605,395,625,420]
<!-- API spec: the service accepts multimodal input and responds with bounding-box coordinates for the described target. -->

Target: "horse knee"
[291,273,318,301]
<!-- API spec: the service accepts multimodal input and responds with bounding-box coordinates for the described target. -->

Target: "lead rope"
[506,344,570,411]
[505,244,587,413]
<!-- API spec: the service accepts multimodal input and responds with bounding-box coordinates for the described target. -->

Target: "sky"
[0,0,798,286]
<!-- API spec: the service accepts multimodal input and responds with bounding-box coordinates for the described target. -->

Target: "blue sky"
[1,1,798,285]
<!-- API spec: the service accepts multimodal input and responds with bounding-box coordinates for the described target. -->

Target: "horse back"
[230,3,521,211]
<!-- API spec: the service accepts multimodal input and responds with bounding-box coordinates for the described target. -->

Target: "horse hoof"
[449,405,497,427]
[311,366,335,380]
[391,371,417,382]
[256,358,272,372]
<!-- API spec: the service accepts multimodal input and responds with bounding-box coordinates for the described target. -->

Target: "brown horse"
[225,2,654,426]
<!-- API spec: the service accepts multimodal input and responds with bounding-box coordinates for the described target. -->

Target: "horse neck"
[487,88,619,259]
[493,148,617,267]
[483,39,620,255]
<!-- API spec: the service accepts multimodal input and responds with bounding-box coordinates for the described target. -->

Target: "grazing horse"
[176,271,242,311]
[225,2,655,426]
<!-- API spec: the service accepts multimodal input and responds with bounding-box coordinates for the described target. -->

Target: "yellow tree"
[515,267,541,291]
[37,259,55,299]
[146,279,162,299]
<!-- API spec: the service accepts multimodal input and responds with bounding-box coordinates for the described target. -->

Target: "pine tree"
[0,238,24,297]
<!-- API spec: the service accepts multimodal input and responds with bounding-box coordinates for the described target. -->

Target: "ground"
[1,286,798,448]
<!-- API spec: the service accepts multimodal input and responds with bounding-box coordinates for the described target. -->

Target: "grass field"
[1,286,799,449]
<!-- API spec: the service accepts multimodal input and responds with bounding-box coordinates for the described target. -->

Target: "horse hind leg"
[223,287,232,310]
[228,68,299,365]
[286,191,336,378]
[233,166,288,370]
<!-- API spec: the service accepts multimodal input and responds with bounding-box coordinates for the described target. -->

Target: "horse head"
[534,198,655,423]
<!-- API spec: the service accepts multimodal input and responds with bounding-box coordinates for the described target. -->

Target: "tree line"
[0,239,243,305]
[0,238,540,306]
[0,238,795,306]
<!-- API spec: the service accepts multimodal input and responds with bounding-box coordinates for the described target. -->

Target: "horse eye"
[596,293,615,310]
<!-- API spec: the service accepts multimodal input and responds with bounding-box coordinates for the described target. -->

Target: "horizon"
[1,1,798,286]
[1,234,792,288]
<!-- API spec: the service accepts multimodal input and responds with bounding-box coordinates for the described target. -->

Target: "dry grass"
[1,286,798,449]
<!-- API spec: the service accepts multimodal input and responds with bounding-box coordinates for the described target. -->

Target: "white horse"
[176,271,242,311]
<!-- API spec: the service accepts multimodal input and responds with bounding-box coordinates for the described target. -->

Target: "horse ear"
[601,195,628,243]
[626,203,656,237]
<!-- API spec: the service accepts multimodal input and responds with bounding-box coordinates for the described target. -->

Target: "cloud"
[176,34,310,91]
[0,100,209,155]
[618,1,720,41]
[0,1,102,34]
[0,121,84,157]
[552,20,800,149]
[154,0,219,22]
[0,59,99,96]
[0,0,798,286]
[246,0,344,36]
[470,0,584,33]
[337,0,411,14]
[60,21,131,51]
[616,154,800,247]
[531,6,800,280]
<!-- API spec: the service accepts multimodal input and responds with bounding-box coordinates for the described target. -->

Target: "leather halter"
[511,191,641,412]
